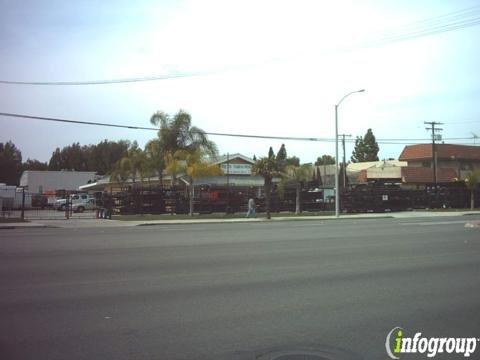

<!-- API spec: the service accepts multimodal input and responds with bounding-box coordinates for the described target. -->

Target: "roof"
[347,160,407,172]
[193,175,273,187]
[401,167,458,184]
[211,153,255,165]
[399,144,480,161]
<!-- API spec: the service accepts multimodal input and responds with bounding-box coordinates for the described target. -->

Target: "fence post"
[21,187,25,221]
[65,192,70,220]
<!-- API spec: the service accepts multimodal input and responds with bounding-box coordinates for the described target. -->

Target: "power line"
[0,111,476,145]
[367,6,480,46]
[1,5,480,86]
[0,112,159,131]
[0,112,325,142]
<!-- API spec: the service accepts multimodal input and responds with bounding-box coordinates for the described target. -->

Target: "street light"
[335,89,365,218]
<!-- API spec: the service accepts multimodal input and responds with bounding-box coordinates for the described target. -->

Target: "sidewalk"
[2,210,480,229]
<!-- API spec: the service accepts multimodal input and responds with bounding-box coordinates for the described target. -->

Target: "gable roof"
[399,144,480,161]
[210,153,255,165]
[347,160,407,172]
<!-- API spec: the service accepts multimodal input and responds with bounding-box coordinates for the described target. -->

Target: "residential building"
[399,144,480,180]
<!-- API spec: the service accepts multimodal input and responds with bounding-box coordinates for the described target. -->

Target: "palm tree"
[150,110,217,157]
[286,164,312,214]
[128,144,146,184]
[182,150,223,216]
[164,150,223,216]
[465,171,480,210]
[145,139,165,186]
[164,151,185,187]
[110,157,132,188]
[252,156,282,219]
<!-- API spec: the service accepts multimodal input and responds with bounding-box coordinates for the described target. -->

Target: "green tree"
[351,128,379,163]
[109,142,148,186]
[88,140,130,175]
[126,141,145,183]
[22,159,48,171]
[150,110,217,157]
[48,140,129,174]
[48,148,63,171]
[465,171,480,210]
[276,144,287,166]
[145,139,165,185]
[286,164,312,214]
[268,146,275,160]
[252,154,282,219]
[164,151,185,187]
[315,154,335,166]
[110,157,132,187]
[285,156,300,167]
[0,141,22,185]
[179,150,223,216]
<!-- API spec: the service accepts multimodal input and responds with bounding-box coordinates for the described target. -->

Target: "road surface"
[1,216,479,359]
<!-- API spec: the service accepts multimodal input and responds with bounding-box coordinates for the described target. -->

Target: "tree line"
[0,139,132,185]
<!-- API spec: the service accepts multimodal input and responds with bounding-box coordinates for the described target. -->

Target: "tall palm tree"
[286,164,312,214]
[150,110,217,157]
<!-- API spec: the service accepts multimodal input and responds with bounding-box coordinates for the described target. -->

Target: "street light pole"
[335,89,365,218]
[335,105,339,218]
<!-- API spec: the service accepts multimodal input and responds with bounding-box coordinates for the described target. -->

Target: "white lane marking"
[143,227,205,231]
[400,220,468,226]
[288,222,325,227]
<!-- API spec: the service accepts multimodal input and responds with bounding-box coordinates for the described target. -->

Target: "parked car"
[54,193,95,211]
[71,198,96,213]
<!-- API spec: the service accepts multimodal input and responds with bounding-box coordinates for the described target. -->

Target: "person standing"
[246,198,256,218]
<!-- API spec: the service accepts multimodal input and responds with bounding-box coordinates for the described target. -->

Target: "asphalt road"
[1,216,479,360]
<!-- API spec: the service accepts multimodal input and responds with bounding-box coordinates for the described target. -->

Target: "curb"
[134,215,394,226]
[0,224,54,230]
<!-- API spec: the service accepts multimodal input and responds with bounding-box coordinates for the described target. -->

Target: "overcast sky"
[1,0,479,164]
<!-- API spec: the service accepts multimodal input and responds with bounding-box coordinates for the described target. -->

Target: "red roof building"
[399,144,480,181]
[399,144,480,162]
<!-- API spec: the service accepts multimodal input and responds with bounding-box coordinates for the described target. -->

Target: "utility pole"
[424,121,443,196]
[339,134,352,188]
[334,89,365,217]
